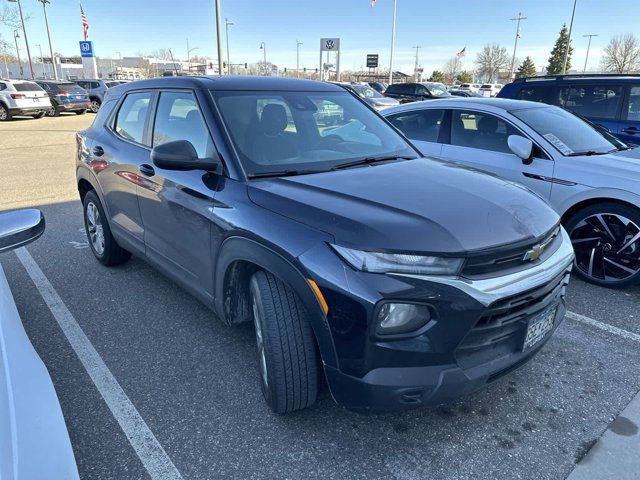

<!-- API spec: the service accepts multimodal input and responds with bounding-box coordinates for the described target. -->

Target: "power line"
[509,12,527,79]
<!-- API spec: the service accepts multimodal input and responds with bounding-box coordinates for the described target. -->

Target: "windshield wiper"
[248,169,320,179]
[331,155,417,171]
[566,150,610,157]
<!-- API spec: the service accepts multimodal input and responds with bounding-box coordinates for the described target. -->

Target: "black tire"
[565,202,640,288]
[75,109,87,115]
[32,111,46,119]
[249,271,318,413]
[89,98,101,113]
[82,190,131,266]
[47,103,60,117]
[0,104,12,121]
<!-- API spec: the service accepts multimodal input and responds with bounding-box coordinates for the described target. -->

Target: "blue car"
[35,80,91,117]
[498,74,640,145]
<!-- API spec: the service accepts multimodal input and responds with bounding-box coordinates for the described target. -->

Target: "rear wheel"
[566,203,640,288]
[249,271,318,413]
[75,109,87,115]
[47,104,60,117]
[83,190,131,266]
[0,104,12,121]
[89,99,101,113]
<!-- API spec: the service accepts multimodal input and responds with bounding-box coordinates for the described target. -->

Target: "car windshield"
[211,89,416,177]
[511,106,617,156]
[426,84,450,97]
[350,84,383,98]
[14,82,44,92]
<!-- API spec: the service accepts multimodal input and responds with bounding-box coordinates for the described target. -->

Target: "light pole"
[562,0,577,74]
[388,0,397,85]
[412,45,421,80]
[225,18,233,74]
[296,40,303,78]
[14,30,23,78]
[8,0,34,79]
[509,12,527,79]
[35,43,45,77]
[214,0,223,75]
[582,34,598,73]
[36,0,58,80]
[260,42,267,75]
[186,39,199,73]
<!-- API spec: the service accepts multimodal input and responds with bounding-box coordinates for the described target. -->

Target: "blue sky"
[4,0,639,74]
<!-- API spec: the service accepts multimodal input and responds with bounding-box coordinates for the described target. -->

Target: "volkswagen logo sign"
[325,40,335,50]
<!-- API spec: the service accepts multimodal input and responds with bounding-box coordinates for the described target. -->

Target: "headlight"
[331,245,463,275]
[376,302,432,335]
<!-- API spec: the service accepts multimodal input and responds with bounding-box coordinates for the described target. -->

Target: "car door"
[93,91,154,252]
[136,89,219,299]
[440,109,554,200]
[617,85,640,145]
[386,108,447,157]
[558,84,624,134]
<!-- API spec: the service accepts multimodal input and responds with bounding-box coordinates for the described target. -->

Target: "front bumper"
[302,229,574,412]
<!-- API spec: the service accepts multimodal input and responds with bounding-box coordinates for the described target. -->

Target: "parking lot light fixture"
[260,42,267,75]
[13,30,23,78]
[36,0,58,80]
[225,18,233,74]
[8,0,35,79]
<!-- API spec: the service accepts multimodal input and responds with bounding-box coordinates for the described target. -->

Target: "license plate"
[33,98,39,103]
[523,306,557,351]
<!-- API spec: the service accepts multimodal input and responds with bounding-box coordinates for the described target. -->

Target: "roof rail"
[514,73,640,82]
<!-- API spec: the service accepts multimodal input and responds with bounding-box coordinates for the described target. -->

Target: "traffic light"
[284,68,287,73]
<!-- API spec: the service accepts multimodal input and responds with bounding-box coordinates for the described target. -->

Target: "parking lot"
[1,114,640,479]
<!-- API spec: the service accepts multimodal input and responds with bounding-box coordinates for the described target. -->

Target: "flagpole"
[388,0,397,85]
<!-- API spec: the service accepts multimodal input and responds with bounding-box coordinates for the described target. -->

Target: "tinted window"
[212,90,415,176]
[153,91,214,158]
[516,86,555,104]
[627,86,640,122]
[451,110,519,153]
[114,92,152,145]
[512,106,616,156]
[387,84,413,95]
[91,82,101,89]
[559,84,623,120]
[388,109,445,142]
[0,83,5,91]
[14,82,44,92]
[76,81,87,88]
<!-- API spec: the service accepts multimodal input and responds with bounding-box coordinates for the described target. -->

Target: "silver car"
[384,98,640,288]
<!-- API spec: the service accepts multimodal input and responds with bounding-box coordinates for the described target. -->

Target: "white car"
[0,209,80,479]
[383,98,640,288]
[0,78,52,121]
[479,83,503,97]
[458,83,481,93]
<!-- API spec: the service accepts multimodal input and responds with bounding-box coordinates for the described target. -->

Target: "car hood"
[247,158,559,254]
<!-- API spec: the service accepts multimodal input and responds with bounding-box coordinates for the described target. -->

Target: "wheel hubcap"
[91,101,100,112]
[251,289,269,389]
[86,202,105,255]
[570,213,640,282]
[0,108,6,120]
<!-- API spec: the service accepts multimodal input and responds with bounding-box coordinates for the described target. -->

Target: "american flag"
[80,5,89,41]
[456,47,466,58]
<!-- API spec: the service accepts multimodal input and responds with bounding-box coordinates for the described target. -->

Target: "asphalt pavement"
[1,115,639,480]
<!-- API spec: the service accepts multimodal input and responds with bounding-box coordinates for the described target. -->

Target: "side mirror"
[151,140,221,172]
[508,135,534,165]
[0,209,45,254]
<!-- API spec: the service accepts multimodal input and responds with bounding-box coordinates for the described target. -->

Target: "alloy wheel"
[570,213,640,283]
[86,202,105,256]
[0,107,6,121]
[90,100,100,113]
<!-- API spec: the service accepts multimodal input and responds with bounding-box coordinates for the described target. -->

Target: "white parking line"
[566,310,640,343]
[15,247,184,480]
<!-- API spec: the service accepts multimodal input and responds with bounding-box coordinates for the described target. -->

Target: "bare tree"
[600,34,640,73]
[475,43,510,82]
[0,5,23,29]
[442,57,462,84]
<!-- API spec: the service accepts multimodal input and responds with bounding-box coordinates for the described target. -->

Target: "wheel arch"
[215,236,338,369]
[560,196,640,225]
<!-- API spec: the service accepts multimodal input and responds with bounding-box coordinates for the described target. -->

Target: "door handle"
[621,127,639,135]
[139,163,155,177]
[92,145,104,157]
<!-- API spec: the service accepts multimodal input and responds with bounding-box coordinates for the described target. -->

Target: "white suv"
[479,83,504,97]
[0,79,52,121]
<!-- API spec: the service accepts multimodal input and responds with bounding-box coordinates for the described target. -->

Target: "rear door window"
[626,86,640,121]
[559,84,624,120]
[387,109,446,142]
[114,91,152,145]
[516,86,556,104]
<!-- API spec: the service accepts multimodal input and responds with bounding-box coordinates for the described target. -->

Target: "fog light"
[376,303,432,335]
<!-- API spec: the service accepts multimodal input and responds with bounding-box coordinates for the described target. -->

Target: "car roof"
[36,79,75,84]
[118,75,344,92]
[512,74,640,84]
[381,97,549,116]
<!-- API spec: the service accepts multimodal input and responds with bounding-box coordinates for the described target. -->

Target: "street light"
[186,38,199,73]
[225,18,233,74]
[296,40,303,78]
[214,0,223,76]
[8,0,34,79]
[35,43,47,78]
[13,30,23,78]
[582,34,598,73]
[562,0,577,74]
[36,0,58,80]
[259,42,267,76]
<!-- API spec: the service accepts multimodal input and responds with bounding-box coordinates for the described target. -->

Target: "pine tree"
[515,57,537,78]
[547,24,573,74]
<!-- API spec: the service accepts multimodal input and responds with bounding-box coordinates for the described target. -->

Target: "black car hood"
[247,158,559,254]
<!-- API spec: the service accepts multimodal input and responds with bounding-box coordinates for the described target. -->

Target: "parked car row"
[0,77,125,121]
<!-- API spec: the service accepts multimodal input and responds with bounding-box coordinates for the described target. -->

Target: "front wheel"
[566,202,640,288]
[47,104,60,117]
[83,190,131,266]
[249,271,318,413]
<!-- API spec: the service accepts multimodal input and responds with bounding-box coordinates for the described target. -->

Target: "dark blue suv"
[498,74,640,145]
[76,76,573,413]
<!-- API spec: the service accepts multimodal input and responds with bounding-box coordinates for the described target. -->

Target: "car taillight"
[10,93,26,99]
[57,90,69,95]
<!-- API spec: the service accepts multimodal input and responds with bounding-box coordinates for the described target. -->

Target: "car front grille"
[455,269,570,370]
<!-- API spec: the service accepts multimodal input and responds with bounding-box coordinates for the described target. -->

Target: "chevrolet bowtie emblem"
[523,244,545,262]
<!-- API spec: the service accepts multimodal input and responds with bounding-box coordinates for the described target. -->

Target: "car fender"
[557,186,640,220]
[76,164,112,217]
[215,236,339,369]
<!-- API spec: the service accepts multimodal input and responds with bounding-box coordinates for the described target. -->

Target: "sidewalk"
[567,388,640,480]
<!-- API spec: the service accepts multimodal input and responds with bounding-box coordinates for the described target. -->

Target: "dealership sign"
[366,54,379,68]
[320,38,340,52]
